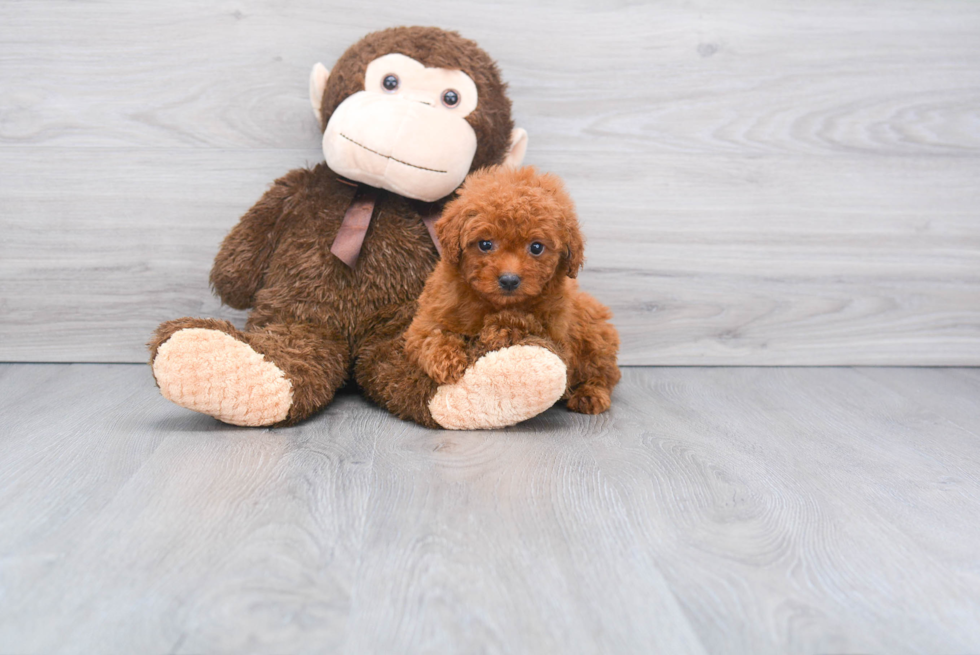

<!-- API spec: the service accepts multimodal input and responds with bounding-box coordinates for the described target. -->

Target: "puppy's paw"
[566,385,612,415]
[480,325,527,350]
[484,309,545,333]
[480,310,544,350]
[427,348,470,386]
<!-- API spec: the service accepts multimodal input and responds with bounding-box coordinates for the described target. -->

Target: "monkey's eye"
[529,242,545,256]
[478,240,493,252]
[382,74,399,92]
[441,89,460,108]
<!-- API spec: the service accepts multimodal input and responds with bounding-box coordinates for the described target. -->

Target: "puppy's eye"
[382,74,399,92]
[478,240,493,252]
[529,242,545,256]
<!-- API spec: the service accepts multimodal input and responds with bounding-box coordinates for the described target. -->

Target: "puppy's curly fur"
[405,166,621,415]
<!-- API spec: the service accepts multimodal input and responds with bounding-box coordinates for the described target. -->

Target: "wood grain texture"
[342,414,706,654]
[0,364,379,654]
[853,366,980,436]
[602,367,980,653]
[1,1,979,364]
[1,363,979,653]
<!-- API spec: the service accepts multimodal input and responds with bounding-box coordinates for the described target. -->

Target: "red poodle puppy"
[405,165,621,416]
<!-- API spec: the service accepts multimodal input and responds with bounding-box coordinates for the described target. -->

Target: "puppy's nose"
[498,274,521,292]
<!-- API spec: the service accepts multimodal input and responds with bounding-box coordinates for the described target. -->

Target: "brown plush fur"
[149,27,528,427]
[405,166,621,414]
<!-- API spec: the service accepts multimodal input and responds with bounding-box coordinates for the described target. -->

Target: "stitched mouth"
[339,133,447,174]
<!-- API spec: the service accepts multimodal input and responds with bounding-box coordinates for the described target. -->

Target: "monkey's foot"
[152,328,293,427]
[428,345,566,430]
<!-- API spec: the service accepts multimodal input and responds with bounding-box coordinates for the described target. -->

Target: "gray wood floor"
[2,1,979,365]
[2,363,979,654]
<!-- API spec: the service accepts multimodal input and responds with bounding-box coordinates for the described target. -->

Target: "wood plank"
[2,1,978,156]
[343,413,707,654]
[1,148,977,364]
[1,364,980,652]
[0,363,379,653]
[853,367,980,436]
[1,0,979,364]
[585,366,980,653]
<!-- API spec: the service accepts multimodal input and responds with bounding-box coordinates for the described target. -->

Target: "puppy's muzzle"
[498,274,521,292]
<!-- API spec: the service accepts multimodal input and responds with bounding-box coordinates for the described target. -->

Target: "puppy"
[405,166,621,415]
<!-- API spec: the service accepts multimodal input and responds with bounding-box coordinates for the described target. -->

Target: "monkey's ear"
[562,219,585,279]
[435,202,467,267]
[309,63,330,127]
[502,128,528,168]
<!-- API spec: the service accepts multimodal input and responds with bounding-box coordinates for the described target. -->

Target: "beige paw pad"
[429,345,567,430]
[153,328,292,427]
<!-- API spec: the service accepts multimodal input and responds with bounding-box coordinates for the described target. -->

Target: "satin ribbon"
[330,185,377,268]
[329,183,443,267]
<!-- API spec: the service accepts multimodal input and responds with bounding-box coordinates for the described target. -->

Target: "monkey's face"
[322,54,480,202]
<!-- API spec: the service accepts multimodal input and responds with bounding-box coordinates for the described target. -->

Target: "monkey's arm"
[209,173,302,310]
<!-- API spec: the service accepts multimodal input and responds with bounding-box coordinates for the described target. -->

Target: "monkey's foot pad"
[429,345,567,430]
[152,328,293,427]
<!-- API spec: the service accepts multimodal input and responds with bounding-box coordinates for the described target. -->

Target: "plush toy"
[149,26,569,429]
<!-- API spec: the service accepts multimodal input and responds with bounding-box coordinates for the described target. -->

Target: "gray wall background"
[2,0,978,364]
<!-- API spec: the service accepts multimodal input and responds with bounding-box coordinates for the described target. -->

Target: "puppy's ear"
[558,196,585,278]
[435,198,467,267]
[562,218,585,278]
[535,172,585,278]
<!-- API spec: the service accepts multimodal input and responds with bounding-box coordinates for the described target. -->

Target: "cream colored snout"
[323,92,478,202]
